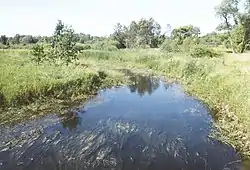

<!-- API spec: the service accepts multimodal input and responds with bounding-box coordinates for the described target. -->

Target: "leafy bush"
[160,39,179,52]
[190,45,221,58]
[180,37,200,52]
[231,24,245,53]
[47,20,78,65]
[74,44,91,52]
[90,40,118,51]
[31,44,46,64]
[74,44,84,52]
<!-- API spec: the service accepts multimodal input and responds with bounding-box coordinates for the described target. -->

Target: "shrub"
[47,20,78,65]
[90,40,119,51]
[74,44,91,52]
[190,45,221,58]
[180,37,200,52]
[31,44,46,64]
[160,39,179,53]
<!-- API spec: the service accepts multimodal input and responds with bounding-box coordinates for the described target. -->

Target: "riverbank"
[1,49,250,158]
[79,49,250,158]
[0,50,126,125]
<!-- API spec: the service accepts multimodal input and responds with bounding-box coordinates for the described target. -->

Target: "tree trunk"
[240,34,246,53]
[223,15,236,53]
[229,35,236,54]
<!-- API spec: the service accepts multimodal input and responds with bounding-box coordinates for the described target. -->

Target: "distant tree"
[78,33,93,44]
[125,21,138,48]
[12,34,21,44]
[0,35,8,45]
[200,32,228,46]
[21,35,37,44]
[215,0,250,53]
[33,36,41,43]
[137,18,161,48]
[171,25,200,45]
[39,36,53,44]
[112,23,127,48]
[115,17,162,48]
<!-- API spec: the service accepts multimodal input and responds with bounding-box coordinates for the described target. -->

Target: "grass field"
[0,48,250,158]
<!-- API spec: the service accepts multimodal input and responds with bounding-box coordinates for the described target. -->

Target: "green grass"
[0,50,126,124]
[1,48,250,158]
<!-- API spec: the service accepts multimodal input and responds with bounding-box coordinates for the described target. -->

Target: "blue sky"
[0,0,222,36]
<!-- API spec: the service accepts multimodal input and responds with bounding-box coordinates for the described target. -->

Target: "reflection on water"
[128,75,160,96]
[0,73,249,170]
[59,111,82,131]
[121,68,160,96]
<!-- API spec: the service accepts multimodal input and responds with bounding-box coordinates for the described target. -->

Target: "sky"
[0,0,222,37]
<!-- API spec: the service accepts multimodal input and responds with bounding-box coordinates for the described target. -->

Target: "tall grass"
[0,50,123,108]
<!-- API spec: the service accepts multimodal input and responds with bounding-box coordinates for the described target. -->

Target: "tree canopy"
[215,0,250,53]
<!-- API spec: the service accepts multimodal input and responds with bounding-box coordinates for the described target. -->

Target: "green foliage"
[78,33,93,44]
[160,39,179,52]
[31,44,46,64]
[231,24,245,53]
[47,20,78,65]
[161,37,200,54]
[21,35,38,45]
[11,34,21,44]
[190,45,221,58]
[200,32,228,47]
[182,60,202,76]
[90,40,118,51]
[74,43,91,52]
[180,37,200,52]
[112,18,163,48]
[0,50,123,110]
[113,23,127,49]
[215,0,250,53]
[171,25,200,45]
[0,35,8,45]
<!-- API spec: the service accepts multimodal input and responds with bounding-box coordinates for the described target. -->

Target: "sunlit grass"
[0,50,124,108]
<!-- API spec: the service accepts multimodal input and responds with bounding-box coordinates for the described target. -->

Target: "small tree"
[0,35,8,45]
[31,44,45,64]
[215,0,250,53]
[48,20,78,65]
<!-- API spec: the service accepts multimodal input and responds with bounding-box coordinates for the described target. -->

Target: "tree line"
[1,0,250,53]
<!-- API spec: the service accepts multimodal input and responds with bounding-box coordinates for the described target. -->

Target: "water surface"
[0,74,247,170]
